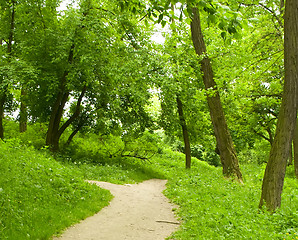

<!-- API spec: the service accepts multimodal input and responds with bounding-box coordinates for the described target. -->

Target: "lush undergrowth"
[0,133,297,240]
[60,144,298,240]
[152,150,298,240]
[0,140,112,240]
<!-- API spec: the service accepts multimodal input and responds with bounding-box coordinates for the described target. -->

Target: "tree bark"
[46,83,86,151]
[19,88,27,133]
[190,8,243,181]
[259,0,298,211]
[294,120,298,179]
[46,44,74,151]
[287,142,293,166]
[0,97,4,140]
[66,126,82,146]
[176,96,191,169]
[0,0,15,139]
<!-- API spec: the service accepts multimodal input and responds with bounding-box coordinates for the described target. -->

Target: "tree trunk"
[46,90,69,151]
[287,142,293,166]
[190,8,243,181]
[66,124,83,146]
[0,0,15,139]
[259,0,298,212]
[46,83,86,152]
[176,96,191,169]
[46,44,74,151]
[294,120,298,179]
[0,97,4,140]
[19,88,27,133]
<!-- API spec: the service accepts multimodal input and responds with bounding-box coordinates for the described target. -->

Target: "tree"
[0,0,15,139]
[144,1,243,179]
[190,7,243,181]
[259,0,298,211]
[155,21,212,169]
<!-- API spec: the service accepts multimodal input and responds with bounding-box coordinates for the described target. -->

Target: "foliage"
[0,127,297,239]
[3,119,47,149]
[0,139,112,239]
[61,130,162,165]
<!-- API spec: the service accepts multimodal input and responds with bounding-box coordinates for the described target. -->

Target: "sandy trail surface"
[53,179,179,240]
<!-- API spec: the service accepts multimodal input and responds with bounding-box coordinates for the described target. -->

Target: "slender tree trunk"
[294,120,298,179]
[0,0,15,139]
[57,85,87,140]
[66,123,84,146]
[176,96,191,169]
[190,8,242,181]
[19,88,27,133]
[0,97,4,140]
[259,0,298,212]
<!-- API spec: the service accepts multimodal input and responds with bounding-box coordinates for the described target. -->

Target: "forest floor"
[53,179,180,240]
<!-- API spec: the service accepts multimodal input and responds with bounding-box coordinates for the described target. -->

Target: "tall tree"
[19,88,27,133]
[0,0,15,139]
[171,8,191,169]
[190,7,243,181]
[176,95,191,168]
[259,0,298,211]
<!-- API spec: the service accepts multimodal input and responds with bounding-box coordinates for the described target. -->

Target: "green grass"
[0,137,297,240]
[151,150,298,240]
[61,157,166,184]
[0,139,112,239]
[62,146,298,239]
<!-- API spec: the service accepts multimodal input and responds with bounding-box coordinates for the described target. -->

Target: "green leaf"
[221,31,226,40]
[185,17,191,25]
[207,14,216,24]
[158,13,164,23]
[218,21,226,30]
[228,26,236,34]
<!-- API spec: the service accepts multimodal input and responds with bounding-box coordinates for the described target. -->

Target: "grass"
[0,137,297,239]
[0,139,112,239]
[152,150,298,240]
[62,146,298,239]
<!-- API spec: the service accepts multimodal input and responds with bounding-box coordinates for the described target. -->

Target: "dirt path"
[53,179,179,240]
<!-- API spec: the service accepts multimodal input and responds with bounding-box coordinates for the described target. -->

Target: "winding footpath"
[53,179,179,240]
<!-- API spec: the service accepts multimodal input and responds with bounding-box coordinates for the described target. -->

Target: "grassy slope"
[0,140,112,240]
[156,150,298,240]
[0,139,297,239]
[68,147,298,239]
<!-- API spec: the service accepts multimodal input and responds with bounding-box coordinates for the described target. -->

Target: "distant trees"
[0,0,155,150]
[0,0,296,211]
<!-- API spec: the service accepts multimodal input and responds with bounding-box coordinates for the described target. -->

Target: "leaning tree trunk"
[176,96,191,169]
[259,0,298,212]
[190,8,242,181]
[294,119,298,179]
